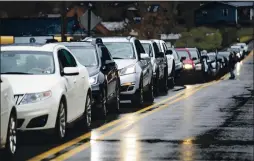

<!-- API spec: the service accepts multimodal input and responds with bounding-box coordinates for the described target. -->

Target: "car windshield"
[218,52,230,56]
[1,51,54,75]
[104,42,135,59]
[188,50,199,59]
[227,48,240,52]
[141,43,153,56]
[67,47,98,67]
[176,50,190,58]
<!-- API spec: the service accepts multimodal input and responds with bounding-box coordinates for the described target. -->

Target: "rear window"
[188,50,199,59]
[176,50,190,58]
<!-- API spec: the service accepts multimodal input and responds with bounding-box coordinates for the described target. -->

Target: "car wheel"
[112,81,120,113]
[162,71,169,94]
[4,112,17,158]
[55,101,67,140]
[154,72,160,96]
[168,68,175,89]
[100,88,107,119]
[144,78,154,103]
[84,93,92,129]
[131,78,144,108]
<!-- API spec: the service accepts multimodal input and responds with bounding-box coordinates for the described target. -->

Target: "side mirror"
[105,60,115,66]
[201,55,208,59]
[63,67,79,76]
[141,53,149,59]
[165,50,173,55]
[192,57,197,61]
[180,56,186,62]
[156,52,165,58]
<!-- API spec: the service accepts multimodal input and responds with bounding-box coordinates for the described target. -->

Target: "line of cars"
[0,36,180,157]
[1,35,249,158]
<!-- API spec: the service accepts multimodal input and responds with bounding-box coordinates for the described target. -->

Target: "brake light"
[183,59,195,68]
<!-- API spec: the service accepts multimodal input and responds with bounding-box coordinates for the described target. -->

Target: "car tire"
[161,70,169,94]
[99,88,107,119]
[154,72,160,96]
[4,111,17,159]
[131,78,144,108]
[112,80,120,113]
[84,93,92,129]
[55,101,67,140]
[168,68,175,89]
[144,78,154,103]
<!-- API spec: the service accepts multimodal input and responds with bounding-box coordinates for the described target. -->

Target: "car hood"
[114,59,137,69]
[1,75,59,94]
[86,66,100,76]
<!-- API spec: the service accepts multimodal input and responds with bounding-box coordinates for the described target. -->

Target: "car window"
[67,46,98,67]
[135,40,145,55]
[104,42,135,59]
[188,50,199,59]
[59,49,77,67]
[152,42,160,56]
[162,43,167,52]
[1,51,55,75]
[100,46,113,62]
[141,43,153,57]
[172,50,179,60]
[156,43,162,52]
[176,50,190,58]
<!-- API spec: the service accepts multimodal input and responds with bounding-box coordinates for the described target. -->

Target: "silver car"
[84,36,154,107]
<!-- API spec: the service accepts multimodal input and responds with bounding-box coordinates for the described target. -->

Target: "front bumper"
[90,84,103,107]
[17,97,58,131]
[119,73,140,97]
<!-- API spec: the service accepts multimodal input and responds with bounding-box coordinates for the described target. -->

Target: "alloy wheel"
[8,116,17,154]
[86,95,92,127]
[59,103,66,138]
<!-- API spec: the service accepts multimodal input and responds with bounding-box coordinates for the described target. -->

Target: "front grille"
[14,94,24,105]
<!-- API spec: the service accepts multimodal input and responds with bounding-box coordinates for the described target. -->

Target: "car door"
[0,78,10,145]
[135,40,151,87]
[58,49,82,121]
[100,45,118,100]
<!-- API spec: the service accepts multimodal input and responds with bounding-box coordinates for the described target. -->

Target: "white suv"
[0,77,17,157]
[1,43,91,140]
[84,37,154,107]
[153,39,175,88]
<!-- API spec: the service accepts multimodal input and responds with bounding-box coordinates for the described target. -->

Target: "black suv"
[58,38,120,118]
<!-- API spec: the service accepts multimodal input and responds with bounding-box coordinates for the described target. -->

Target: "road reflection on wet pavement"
[1,51,253,161]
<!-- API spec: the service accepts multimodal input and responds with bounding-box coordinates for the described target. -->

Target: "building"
[195,2,254,26]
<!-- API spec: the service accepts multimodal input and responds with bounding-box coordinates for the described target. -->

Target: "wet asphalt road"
[1,47,253,161]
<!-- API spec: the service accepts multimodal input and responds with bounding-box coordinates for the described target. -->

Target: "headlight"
[119,64,136,76]
[89,74,98,85]
[20,90,52,105]
[183,64,193,70]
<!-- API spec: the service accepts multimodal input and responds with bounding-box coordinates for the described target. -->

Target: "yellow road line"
[28,85,201,161]
[51,81,218,161]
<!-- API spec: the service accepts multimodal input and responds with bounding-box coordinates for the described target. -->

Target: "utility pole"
[87,3,92,37]
[61,1,67,41]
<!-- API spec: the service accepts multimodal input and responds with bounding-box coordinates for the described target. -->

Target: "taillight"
[183,59,195,69]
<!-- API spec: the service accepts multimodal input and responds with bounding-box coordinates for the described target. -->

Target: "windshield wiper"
[112,57,124,59]
[1,72,33,75]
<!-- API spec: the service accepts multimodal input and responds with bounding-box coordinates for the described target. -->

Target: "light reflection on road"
[120,114,140,161]
[181,138,195,161]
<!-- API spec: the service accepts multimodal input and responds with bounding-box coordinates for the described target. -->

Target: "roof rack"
[91,38,103,45]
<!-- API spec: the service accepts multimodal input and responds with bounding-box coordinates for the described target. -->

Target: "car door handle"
[74,78,77,83]
[4,93,8,97]
[82,76,85,79]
